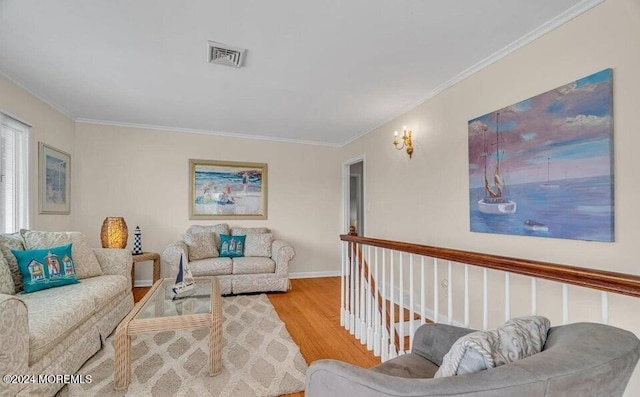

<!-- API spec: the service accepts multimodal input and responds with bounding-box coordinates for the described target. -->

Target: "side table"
[131,252,160,289]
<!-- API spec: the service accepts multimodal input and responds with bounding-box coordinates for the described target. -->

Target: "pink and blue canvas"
[468,69,613,242]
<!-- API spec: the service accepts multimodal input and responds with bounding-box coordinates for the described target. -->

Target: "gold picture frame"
[39,142,71,214]
[189,159,267,220]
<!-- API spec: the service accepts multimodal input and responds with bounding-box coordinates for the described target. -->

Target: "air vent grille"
[208,41,246,68]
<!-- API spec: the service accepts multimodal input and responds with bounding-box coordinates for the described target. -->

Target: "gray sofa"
[0,230,133,397]
[306,322,640,397]
[161,224,294,295]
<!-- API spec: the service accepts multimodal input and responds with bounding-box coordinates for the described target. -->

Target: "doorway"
[343,156,365,235]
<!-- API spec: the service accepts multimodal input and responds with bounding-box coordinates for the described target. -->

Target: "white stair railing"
[341,232,640,363]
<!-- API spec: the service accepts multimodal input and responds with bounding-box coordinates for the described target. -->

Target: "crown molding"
[75,118,342,147]
[339,0,606,147]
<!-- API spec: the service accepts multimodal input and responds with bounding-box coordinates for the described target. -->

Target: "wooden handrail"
[341,234,640,298]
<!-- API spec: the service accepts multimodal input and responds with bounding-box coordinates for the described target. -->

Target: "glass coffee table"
[114,276,222,390]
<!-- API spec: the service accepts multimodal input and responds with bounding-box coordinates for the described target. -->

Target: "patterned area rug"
[58,294,307,397]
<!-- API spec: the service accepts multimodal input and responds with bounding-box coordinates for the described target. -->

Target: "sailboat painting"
[468,69,614,242]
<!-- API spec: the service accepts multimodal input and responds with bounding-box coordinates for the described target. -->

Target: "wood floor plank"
[133,277,376,397]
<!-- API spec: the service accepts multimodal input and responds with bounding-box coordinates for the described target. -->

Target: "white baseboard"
[289,270,341,279]
[133,279,153,287]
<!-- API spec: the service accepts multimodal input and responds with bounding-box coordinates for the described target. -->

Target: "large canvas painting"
[468,69,614,241]
[189,159,267,220]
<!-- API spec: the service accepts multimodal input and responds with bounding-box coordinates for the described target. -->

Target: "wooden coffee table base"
[114,277,222,390]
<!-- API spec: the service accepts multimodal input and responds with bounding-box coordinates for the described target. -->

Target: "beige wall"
[341,0,640,392]
[73,123,342,282]
[0,75,75,231]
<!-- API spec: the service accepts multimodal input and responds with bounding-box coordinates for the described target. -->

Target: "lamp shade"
[100,217,128,248]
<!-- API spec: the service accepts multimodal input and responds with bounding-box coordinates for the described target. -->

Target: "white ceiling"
[0,0,599,146]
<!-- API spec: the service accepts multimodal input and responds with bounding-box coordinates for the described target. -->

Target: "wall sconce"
[393,126,414,158]
[100,217,128,248]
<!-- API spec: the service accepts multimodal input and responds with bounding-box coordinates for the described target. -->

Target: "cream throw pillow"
[244,233,274,257]
[435,316,551,378]
[21,230,103,279]
[183,232,219,260]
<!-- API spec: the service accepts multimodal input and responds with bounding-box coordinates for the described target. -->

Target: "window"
[0,112,30,233]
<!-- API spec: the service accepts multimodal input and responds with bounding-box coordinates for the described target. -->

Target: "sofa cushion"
[20,283,97,364]
[244,233,274,257]
[371,353,440,378]
[189,257,232,276]
[435,315,551,378]
[183,232,219,260]
[232,257,276,275]
[219,234,246,258]
[0,254,15,294]
[0,232,25,293]
[21,230,103,279]
[70,274,130,309]
[13,244,79,293]
[231,227,270,235]
[187,224,229,250]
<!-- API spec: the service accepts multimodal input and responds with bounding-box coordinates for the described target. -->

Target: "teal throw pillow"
[219,234,246,258]
[12,243,78,293]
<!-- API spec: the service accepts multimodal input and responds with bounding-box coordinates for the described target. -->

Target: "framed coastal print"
[39,142,71,214]
[468,68,614,242]
[189,159,267,220]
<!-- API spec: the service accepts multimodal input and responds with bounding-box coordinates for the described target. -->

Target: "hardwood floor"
[132,277,378,397]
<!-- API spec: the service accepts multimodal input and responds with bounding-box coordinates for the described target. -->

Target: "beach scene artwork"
[468,69,614,242]
[190,160,267,219]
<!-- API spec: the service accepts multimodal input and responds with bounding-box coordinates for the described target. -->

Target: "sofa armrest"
[411,323,475,366]
[271,239,294,278]
[161,241,188,278]
[93,248,133,286]
[0,293,29,397]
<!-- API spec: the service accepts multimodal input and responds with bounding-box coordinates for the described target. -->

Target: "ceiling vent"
[208,41,246,68]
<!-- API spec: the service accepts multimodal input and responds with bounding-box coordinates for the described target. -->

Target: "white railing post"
[421,256,426,325]
[366,246,373,350]
[483,268,488,330]
[433,258,439,323]
[359,245,366,344]
[409,254,415,350]
[373,247,381,357]
[349,243,355,334]
[354,243,360,338]
[399,253,405,355]
[389,251,396,358]
[447,261,453,325]
[464,264,469,327]
[381,249,388,362]
[562,283,569,324]
[505,272,511,322]
[601,291,609,325]
[341,241,346,328]
[531,278,537,315]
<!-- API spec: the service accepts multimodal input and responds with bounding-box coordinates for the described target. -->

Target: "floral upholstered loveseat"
[161,224,295,295]
[0,230,133,397]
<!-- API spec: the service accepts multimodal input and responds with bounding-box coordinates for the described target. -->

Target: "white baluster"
[354,244,360,338]
[341,242,346,328]
[373,247,381,357]
[399,253,404,354]
[366,246,373,350]
[409,254,415,350]
[434,258,439,324]
[601,291,609,325]
[389,251,396,358]
[562,283,569,324]
[464,264,469,327]
[381,249,388,362]
[447,261,453,325]
[505,272,511,322]
[483,268,488,330]
[360,245,366,344]
[421,256,426,325]
[531,278,537,315]
[349,243,355,333]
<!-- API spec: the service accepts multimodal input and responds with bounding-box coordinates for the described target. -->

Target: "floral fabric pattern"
[0,294,28,388]
[0,232,26,293]
[187,224,229,249]
[92,248,132,285]
[231,227,270,235]
[232,257,276,274]
[0,254,15,295]
[244,233,274,257]
[183,232,219,260]
[21,231,103,279]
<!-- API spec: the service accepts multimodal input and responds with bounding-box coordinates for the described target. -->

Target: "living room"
[1,0,640,396]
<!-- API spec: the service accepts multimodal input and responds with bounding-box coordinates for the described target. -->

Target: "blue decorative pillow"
[12,243,78,293]
[219,234,246,258]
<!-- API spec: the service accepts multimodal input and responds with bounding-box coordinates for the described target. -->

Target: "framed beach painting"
[189,159,268,220]
[468,68,614,242]
[39,142,71,214]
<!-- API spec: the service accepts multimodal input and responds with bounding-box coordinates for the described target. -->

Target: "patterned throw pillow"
[12,243,79,293]
[244,233,274,257]
[0,232,26,293]
[0,254,15,295]
[219,234,246,258]
[183,232,219,260]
